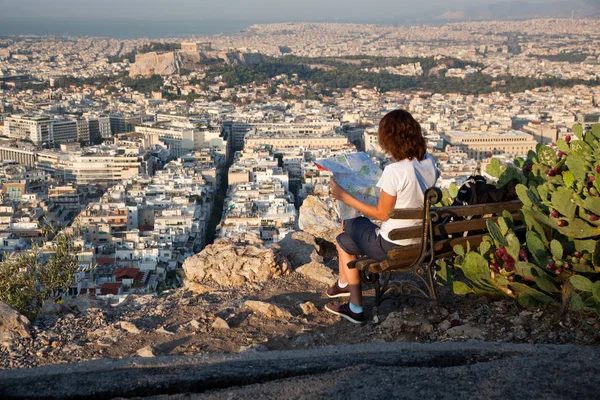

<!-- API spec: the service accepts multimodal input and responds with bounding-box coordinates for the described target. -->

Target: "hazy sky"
[0,0,543,22]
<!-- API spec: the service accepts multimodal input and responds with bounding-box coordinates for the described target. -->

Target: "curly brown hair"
[378,109,426,161]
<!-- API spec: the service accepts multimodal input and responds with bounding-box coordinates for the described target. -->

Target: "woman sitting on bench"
[325,109,439,324]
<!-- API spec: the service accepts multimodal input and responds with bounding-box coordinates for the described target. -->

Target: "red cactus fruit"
[519,249,528,261]
[504,264,516,273]
[557,220,568,227]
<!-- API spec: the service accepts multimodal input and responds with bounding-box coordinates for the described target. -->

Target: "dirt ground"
[3,264,600,372]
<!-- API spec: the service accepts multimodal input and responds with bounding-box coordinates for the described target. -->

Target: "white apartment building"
[245,131,349,150]
[4,115,79,147]
[220,180,296,243]
[61,149,151,184]
[363,128,383,154]
[221,121,342,154]
[135,123,225,158]
[441,130,538,160]
[4,115,52,146]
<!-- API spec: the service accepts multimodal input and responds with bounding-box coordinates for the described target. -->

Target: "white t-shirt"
[376,155,439,246]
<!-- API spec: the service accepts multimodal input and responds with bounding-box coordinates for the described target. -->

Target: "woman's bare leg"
[337,221,348,284]
[337,241,348,284]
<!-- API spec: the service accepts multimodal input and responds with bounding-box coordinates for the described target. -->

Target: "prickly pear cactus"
[436,183,459,206]
[454,123,600,314]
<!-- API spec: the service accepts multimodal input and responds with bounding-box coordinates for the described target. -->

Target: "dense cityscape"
[0,17,599,301]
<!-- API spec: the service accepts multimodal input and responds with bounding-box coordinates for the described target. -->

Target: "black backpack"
[453,175,519,206]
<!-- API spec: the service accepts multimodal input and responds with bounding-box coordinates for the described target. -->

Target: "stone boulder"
[295,262,337,287]
[183,236,291,288]
[244,300,292,319]
[129,51,181,77]
[38,296,106,319]
[63,295,106,313]
[298,196,341,243]
[38,300,71,319]
[446,324,485,340]
[0,302,30,344]
[274,231,322,268]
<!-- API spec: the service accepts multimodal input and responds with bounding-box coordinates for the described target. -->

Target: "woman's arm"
[330,179,396,221]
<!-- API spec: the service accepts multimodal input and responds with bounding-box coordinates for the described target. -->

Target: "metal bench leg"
[425,262,440,314]
[372,272,381,324]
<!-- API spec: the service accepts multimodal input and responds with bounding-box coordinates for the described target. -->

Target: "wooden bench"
[348,187,524,322]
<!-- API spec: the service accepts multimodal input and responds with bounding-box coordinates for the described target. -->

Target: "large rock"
[222,52,265,66]
[38,296,106,319]
[183,236,291,288]
[38,300,71,319]
[244,301,292,319]
[0,302,30,344]
[274,231,322,268]
[446,324,485,340]
[62,295,106,313]
[129,51,181,77]
[295,262,337,287]
[136,345,155,358]
[118,321,141,334]
[298,196,341,243]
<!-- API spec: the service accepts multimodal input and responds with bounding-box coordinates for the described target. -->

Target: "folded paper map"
[315,152,382,220]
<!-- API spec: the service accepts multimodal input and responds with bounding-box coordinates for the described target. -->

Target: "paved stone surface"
[0,341,598,399]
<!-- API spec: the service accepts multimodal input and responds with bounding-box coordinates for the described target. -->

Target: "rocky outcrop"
[129,52,181,77]
[0,302,30,344]
[222,52,265,66]
[182,235,291,288]
[129,50,265,77]
[298,196,341,243]
[274,231,322,269]
[295,262,337,287]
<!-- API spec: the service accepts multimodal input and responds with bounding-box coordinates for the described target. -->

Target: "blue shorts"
[336,217,397,261]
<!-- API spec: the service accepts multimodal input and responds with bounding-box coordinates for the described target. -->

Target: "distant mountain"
[433,0,600,21]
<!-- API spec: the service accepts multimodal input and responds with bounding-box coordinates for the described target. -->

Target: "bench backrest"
[384,187,523,267]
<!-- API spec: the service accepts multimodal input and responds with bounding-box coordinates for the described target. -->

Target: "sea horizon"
[0,18,255,39]
[0,16,463,39]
